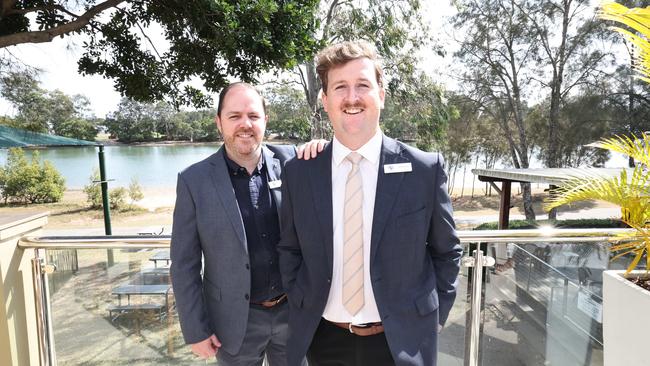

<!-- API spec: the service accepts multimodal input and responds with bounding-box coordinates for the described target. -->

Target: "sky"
[1,3,458,118]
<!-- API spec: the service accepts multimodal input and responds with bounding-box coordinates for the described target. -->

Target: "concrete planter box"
[603,270,650,366]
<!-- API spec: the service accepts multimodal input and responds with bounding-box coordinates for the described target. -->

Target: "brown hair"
[217,82,267,117]
[315,41,383,95]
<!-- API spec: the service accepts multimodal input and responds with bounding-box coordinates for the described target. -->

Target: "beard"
[223,128,262,157]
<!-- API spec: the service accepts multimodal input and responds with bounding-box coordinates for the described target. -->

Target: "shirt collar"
[332,129,382,167]
[223,147,264,175]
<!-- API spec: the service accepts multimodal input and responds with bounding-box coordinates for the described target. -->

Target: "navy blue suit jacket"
[278,135,462,366]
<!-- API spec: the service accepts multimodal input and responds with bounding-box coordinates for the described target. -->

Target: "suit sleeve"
[170,173,212,344]
[277,164,302,293]
[427,153,463,326]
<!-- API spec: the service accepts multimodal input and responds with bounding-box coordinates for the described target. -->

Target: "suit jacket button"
[245,264,250,270]
[245,294,250,300]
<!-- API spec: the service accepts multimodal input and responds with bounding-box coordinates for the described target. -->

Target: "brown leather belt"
[251,293,287,308]
[330,321,384,336]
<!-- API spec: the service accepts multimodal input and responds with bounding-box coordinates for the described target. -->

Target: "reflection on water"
[0,144,221,189]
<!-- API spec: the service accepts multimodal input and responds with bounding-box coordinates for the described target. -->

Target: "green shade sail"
[0,125,97,148]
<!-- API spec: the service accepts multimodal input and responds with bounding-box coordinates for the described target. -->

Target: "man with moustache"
[278,41,463,366]
[171,82,320,365]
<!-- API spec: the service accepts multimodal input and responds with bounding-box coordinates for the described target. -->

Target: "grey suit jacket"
[278,135,463,366]
[171,144,295,354]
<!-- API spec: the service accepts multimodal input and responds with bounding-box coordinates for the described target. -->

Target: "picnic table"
[149,250,170,268]
[135,267,170,285]
[109,283,172,322]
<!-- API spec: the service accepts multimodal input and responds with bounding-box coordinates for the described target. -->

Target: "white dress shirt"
[323,130,382,324]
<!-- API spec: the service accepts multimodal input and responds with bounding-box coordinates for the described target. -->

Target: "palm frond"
[591,132,650,166]
[545,168,650,220]
[599,2,650,81]
[599,2,650,38]
[610,223,650,274]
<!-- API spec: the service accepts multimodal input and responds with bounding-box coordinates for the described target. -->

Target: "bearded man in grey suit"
[278,41,463,366]
[171,82,320,365]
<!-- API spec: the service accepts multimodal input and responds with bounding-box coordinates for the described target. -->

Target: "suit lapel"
[209,147,247,253]
[370,136,408,263]
[309,144,334,273]
[262,146,283,218]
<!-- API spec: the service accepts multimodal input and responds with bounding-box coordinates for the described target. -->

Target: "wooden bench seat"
[108,303,165,323]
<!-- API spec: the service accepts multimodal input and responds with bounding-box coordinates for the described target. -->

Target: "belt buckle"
[348,322,370,334]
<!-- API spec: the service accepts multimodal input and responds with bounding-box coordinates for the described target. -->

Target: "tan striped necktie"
[343,152,364,315]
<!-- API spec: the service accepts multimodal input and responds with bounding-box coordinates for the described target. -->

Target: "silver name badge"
[268,180,282,189]
[384,163,412,174]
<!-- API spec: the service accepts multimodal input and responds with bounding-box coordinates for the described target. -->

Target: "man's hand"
[191,334,221,359]
[297,139,328,160]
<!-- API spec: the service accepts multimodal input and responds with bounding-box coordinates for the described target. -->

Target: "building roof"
[471,168,633,186]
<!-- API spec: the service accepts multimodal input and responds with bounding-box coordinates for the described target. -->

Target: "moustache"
[341,102,365,110]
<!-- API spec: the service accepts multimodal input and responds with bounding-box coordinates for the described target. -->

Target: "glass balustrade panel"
[479,241,630,366]
[44,247,205,365]
[437,243,470,366]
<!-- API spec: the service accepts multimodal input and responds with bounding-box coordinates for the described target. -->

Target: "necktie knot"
[346,152,363,166]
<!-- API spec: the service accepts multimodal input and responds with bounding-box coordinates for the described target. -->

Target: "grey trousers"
[217,302,301,366]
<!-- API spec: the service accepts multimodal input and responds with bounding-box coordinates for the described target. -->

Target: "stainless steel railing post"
[462,248,495,366]
[468,249,485,366]
[31,249,57,366]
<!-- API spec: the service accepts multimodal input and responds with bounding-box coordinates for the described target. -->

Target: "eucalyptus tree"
[381,72,454,151]
[0,70,97,139]
[296,0,433,138]
[0,70,50,132]
[0,0,320,108]
[519,0,611,169]
[527,92,612,168]
[453,0,538,219]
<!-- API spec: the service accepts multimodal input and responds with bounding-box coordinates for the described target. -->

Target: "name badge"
[268,180,282,189]
[384,163,412,174]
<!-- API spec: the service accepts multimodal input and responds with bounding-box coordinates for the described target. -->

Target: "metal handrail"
[17,228,637,249]
[18,228,639,366]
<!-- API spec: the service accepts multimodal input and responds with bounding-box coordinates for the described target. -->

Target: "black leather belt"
[251,293,287,309]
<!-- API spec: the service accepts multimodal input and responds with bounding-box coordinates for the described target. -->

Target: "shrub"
[83,170,141,210]
[83,169,103,209]
[109,187,127,209]
[0,148,65,204]
[473,218,624,231]
[128,177,144,202]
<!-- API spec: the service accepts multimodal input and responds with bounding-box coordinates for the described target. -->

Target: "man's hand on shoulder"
[191,334,221,359]
[297,139,328,160]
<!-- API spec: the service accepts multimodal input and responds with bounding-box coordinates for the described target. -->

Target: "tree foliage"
[265,84,311,141]
[527,94,612,168]
[0,148,65,204]
[0,71,98,139]
[0,0,320,108]
[104,97,218,142]
[381,72,455,151]
[83,168,140,210]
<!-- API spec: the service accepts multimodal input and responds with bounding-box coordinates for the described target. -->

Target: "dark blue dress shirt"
[224,151,283,303]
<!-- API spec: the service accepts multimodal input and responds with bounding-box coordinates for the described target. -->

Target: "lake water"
[0,144,629,190]
[0,144,222,189]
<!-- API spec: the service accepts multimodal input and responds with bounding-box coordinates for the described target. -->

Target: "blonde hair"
[315,41,383,94]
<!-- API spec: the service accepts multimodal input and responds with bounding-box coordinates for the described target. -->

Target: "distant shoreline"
[94,137,302,147]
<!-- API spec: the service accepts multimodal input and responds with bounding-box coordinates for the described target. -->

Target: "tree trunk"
[305,62,326,139]
[547,85,562,169]
[521,182,535,221]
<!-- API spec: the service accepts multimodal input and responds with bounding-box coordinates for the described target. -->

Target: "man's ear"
[215,115,223,133]
[379,87,385,109]
[321,90,328,112]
